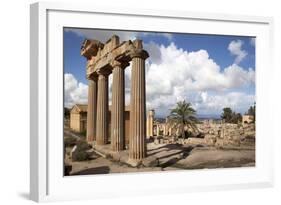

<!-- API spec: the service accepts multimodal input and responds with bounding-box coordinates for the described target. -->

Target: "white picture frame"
[30,2,274,202]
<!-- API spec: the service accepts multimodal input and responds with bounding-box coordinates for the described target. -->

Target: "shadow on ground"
[148,143,196,168]
[71,166,110,175]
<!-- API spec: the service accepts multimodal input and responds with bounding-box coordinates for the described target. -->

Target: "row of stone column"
[86,51,148,162]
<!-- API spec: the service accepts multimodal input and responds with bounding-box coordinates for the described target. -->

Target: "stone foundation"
[92,144,158,167]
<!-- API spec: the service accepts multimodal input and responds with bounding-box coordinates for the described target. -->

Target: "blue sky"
[64,28,255,118]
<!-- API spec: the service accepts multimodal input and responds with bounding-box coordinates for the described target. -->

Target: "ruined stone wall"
[153,122,255,148]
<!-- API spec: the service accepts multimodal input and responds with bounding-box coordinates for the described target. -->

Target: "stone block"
[154,139,159,144]
[186,137,206,144]
[126,158,142,167]
[215,138,224,148]
[142,156,159,167]
[119,151,129,163]
[111,152,121,162]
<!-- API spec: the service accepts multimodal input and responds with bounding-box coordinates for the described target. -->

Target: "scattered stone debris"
[151,123,255,148]
[64,122,255,175]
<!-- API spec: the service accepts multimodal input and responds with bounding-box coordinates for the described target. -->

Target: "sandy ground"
[174,147,255,169]
[65,141,255,176]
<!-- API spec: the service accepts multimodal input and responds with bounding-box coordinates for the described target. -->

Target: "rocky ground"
[65,144,255,175]
[64,123,255,175]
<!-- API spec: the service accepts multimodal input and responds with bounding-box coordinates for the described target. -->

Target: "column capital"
[129,49,149,60]
[88,72,98,81]
[97,69,111,77]
[110,60,130,69]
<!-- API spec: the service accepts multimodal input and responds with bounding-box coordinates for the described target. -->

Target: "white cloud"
[193,92,255,116]
[64,73,88,108]
[144,42,255,117]
[228,40,248,64]
[143,41,162,64]
[65,41,255,117]
[64,71,130,108]
[146,42,254,93]
[223,64,255,86]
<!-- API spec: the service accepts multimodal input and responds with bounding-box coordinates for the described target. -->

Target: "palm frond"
[167,100,199,137]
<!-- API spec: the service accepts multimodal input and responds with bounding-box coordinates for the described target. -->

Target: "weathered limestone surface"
[96,73,109,145]
[147,121,255,149]
[86,78,97,142]
[146,110,155,138]
[81,35,149,163]
[111,61,126,151]
[129,47,149,164]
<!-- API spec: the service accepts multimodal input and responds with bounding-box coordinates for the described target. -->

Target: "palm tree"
[168,100,198,138]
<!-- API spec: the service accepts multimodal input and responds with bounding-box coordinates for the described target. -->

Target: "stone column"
[169,127,172,136]
[164,117,168,136]
[146,110,154,138]
[163,125,167,136]
[96,73,109,145]
[146,118,149,138]
[111,61,126,151]
[86,77,98,142]
[156,125,160,136]
[129,48,149,164]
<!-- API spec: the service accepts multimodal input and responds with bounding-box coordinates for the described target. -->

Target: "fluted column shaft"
[86,78,98,142]
[146,118,150,137]
[148,116,152,137]
[156,125,160,136]
[129,55,147,161]
[111,62,125,151]
[149,114,154,136]
[96,74,109,145]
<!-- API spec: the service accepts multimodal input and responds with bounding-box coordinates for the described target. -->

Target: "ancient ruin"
[146,110,155,138]
[81,35,149,165]
[64,33,256,176]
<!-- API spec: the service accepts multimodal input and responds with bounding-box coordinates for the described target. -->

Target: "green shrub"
[76,140,91,151]
[80,130,87,137]
[72,151,89,161]
[71,140,92,161]
[64,136,77,147]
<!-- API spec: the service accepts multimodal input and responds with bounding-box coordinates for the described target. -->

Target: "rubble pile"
[153,122,255,148]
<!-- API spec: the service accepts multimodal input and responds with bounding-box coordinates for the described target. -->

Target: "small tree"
[221,107,233,123]
[221,107,242,124]
[247,102,256,122]
[231,112,242,124]
[168,100,198,138]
